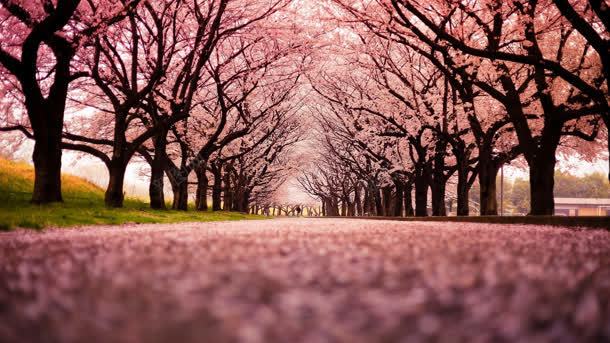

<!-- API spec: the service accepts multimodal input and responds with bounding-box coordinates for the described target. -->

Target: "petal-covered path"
[1,219,609,342]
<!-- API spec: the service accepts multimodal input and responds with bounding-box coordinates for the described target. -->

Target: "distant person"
[295,206,302,217]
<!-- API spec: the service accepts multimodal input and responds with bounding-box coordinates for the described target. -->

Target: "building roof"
[555,198,610,205]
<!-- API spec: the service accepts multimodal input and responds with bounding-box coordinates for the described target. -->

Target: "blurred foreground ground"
[1,219,609,342]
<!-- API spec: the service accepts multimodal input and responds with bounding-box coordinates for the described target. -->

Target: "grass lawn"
[0,158,264,230]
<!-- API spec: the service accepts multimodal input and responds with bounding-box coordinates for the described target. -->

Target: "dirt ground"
[1,218,609,342]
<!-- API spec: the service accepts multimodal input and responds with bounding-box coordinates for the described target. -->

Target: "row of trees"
[0,0,308,210]
[300,0,608,216]
[1,0,608,215]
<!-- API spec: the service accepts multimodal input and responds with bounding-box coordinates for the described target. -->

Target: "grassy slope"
[0,158,263,230]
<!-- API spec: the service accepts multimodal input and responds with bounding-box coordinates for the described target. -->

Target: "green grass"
[0,158,264,230]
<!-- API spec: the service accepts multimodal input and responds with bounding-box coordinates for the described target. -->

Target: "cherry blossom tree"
[160,12,307,211]
[381,0,606,215]
[213,111,302,212]
[60,1,185,208]
[0,0,139,203]
[326,0,606,216]
[52,0,295,209]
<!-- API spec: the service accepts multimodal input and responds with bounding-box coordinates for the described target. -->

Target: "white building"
[554,198,610,216]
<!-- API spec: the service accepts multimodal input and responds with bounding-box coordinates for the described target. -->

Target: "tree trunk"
[382,186,392,216]
[414,168,428,217]
[325,197,339,216]
[527,117,561,215]
[374,188,384,216]
[340,199,347,216]
[27,88,67,204]
[239,190,250,213]
[332,197,340,216]
[172,181,188,211]
[31,133,63,204]
[195,164,208,211]
[105,111,132,208]
[404,182,414,217]
[364,185,373,216]
[430,179,447,216]
[20,31,75,204]
[346,195,355,216]
[479,158,499,216]
[212,165,223,211]
[456,160,470,216]
[393,180,404,217]
[529,154,556,215]
[456,176,470,216]
[223,170,232,211]
[149,132,167,209]
[354,185,363,216]
[105,159,128,208]
[167,163,190,211]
